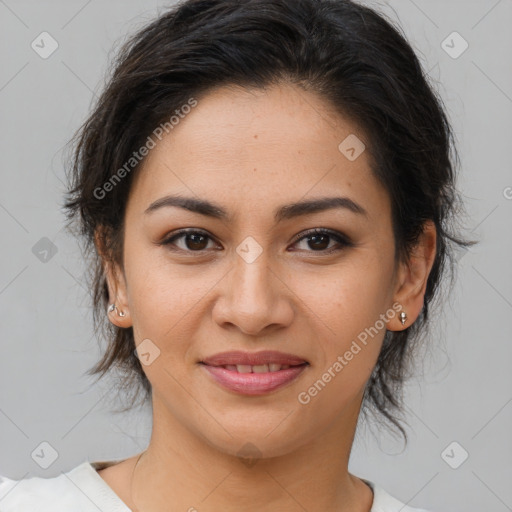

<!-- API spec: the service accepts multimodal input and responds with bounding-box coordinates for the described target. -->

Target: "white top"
[0,459,432,512]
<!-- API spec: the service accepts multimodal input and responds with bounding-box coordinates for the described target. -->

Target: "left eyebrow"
[275,196,368,221]
[144,194,368,222]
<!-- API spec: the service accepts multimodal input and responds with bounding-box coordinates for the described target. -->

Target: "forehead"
[128,82,390,225]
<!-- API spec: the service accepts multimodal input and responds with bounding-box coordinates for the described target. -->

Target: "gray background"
[0,1,511,511]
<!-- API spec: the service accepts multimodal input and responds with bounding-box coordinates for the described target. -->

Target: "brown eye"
[161,229,217,252]
[290,228,353,254]
[305,233,330,250]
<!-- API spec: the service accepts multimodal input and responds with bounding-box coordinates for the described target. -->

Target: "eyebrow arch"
[144,194,368,222]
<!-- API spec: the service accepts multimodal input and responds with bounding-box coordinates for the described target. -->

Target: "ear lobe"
[390,221,437,330]
[94,226,132,327]
[104,263,132,327]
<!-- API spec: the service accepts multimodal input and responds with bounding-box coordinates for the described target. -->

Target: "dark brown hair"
[64,0,475,440]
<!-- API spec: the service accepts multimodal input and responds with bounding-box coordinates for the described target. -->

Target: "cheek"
[122,241,223,370]
[122,235,185,335]
[294,271,389,411]
[291,256,393,336]
[127,267,202,340]
[289,256,394,395]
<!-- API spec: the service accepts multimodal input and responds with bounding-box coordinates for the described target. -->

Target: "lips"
[199,350,309,395]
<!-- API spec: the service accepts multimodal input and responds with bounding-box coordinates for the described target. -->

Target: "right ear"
[94,227,132,328]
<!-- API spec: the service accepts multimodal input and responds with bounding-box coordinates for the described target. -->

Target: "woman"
[0,0,474,510]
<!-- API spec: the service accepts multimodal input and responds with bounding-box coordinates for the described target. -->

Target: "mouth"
[199,350,309,395]
[200,350,308,367]
[202,363,306,373]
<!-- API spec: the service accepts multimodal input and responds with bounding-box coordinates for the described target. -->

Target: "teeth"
[252,364,269,373]
[221,364,297,372]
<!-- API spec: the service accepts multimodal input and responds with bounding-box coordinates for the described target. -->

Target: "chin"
[193,418,312,462]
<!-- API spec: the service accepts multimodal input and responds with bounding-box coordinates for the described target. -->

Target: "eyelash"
[159,228,353,255]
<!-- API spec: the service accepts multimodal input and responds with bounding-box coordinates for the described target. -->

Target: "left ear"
[389,220,437,330]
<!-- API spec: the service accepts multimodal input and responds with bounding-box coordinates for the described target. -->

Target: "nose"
[212,248,294,336]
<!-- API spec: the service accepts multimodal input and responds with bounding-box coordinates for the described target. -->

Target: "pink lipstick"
[200,350,309,395]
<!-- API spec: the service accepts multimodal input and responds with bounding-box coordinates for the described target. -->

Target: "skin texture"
[97,82,436,512]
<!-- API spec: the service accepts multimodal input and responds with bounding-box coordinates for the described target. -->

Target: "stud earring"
[399,311,407,326]
[108,303,126,317]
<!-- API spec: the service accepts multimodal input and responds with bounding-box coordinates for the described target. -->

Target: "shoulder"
[0,461,130,512]
[364,479,434,512]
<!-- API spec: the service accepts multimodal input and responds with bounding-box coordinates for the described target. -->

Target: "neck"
[128,392,373,512]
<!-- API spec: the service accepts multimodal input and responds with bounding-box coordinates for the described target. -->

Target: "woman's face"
[108,83,413,458]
